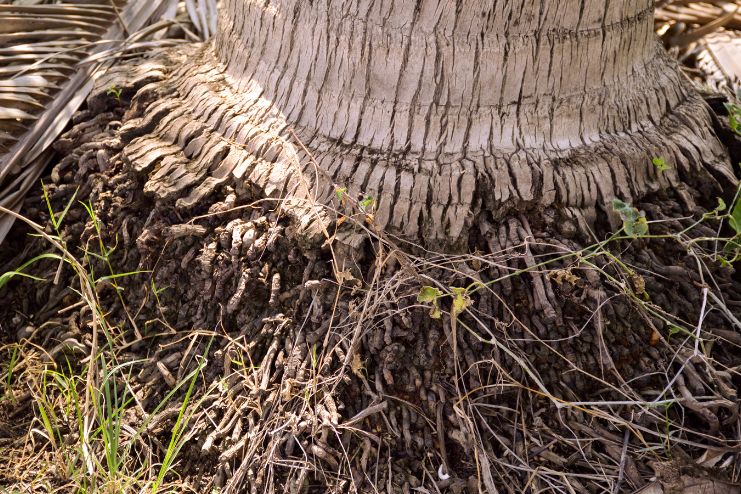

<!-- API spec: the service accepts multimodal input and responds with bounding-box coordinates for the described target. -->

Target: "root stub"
[1,45,740,494]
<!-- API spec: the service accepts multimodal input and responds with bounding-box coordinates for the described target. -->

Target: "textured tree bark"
[121,0,733,249]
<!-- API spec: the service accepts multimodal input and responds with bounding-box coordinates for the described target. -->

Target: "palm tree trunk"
[122,0,733,248]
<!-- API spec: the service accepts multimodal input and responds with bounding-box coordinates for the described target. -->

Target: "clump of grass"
[0,190,210,493]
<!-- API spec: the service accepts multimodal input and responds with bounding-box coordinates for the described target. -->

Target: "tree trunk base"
[1,50,739,493]
[120,44,735,250]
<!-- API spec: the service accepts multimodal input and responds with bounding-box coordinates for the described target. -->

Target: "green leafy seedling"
[612,199,649,237]
[359,195,374,212]
[715,197,727,213]
[417,286,442,303]
[418,286,443,319]
[450,287,471,317]
[652,157,670,172]
[106,85,123,102]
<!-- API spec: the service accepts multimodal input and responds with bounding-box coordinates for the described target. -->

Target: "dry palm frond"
[0,0,175,244]
[656,1,741,91]
[657,0,741,31]
[184,0,216,40]
[698,30,741,88]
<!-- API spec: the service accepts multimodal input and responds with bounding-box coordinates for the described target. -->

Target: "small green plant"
[450,287,472,317]
[0,183,80,290]
[1,187,205,491]
[152,338,215,494]
[724,88,741,136]
[612,198,649,237]
[416,285,474,320]
[0,252,62,290]
[652,157,670,172]
[35,370,63,450]
[359,194,374,212]
[417,286,443,319]
[2,345,20,389]
[94,356,135,484]
[106,85,123,102]
[702,188,741,265]
[667,324,691,338]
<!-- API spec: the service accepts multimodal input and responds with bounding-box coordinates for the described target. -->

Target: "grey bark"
[121,0,734,247]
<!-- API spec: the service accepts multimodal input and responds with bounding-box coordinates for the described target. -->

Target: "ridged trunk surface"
[121,0,732,248]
